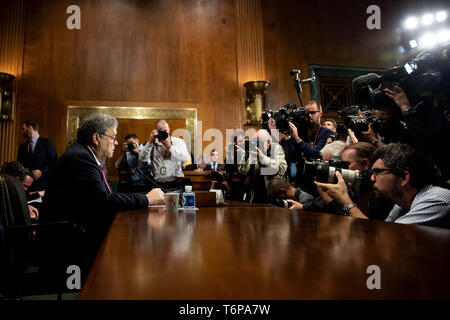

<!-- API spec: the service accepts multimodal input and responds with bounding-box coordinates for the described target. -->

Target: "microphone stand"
[137,167,168,193]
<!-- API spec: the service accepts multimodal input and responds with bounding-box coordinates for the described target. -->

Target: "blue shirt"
[126,144,146,186]
[297,126,334,159]
[386,185,450,228]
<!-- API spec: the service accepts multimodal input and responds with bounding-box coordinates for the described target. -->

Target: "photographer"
[224,130,247,200]
[139,120,190,191]
[238,129,287,204]
[279,129,300,182]
[385,85,450,185]
[315,143,450,228]
[288,101,334,160]
[115,133,146,192]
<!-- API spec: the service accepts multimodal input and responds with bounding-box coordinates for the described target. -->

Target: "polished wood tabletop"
[78,204,450,299]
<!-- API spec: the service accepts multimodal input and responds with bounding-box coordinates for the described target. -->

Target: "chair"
[0,174,84,299]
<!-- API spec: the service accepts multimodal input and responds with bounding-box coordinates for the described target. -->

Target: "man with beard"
[315,143,450,228]
[288,101,334,160]
[17,120,57,191]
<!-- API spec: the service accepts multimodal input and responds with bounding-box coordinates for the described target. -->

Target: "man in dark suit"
[17,120,57,192]
[204,149,225,172]
[42,113,164,275]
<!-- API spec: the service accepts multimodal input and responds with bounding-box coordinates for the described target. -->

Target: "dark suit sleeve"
[41,139,58,176]
[70,152,149,211]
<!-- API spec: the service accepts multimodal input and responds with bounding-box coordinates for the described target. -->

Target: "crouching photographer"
[315,143,450,229]
[238,129,287,204]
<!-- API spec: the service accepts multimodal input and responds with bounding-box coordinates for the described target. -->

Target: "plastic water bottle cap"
[185,185,192,192]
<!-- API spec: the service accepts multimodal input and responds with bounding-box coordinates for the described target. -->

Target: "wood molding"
[235,0,267,126]
[0,0,25,164]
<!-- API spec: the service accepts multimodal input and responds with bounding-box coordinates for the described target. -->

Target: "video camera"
[353,43,450,111]
[271,104,310,133]
[337,105,381,134]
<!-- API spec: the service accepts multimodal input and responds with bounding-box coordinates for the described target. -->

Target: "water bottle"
[182,185,196,209]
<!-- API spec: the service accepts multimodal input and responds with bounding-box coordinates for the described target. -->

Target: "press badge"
[160,166,166,175]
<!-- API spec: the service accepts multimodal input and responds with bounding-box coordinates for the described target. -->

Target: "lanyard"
[309,125,321,147]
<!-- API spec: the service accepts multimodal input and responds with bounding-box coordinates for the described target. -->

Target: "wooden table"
[78,204,450,299]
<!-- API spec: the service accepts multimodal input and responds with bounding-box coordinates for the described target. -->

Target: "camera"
[272,104,310,132]
[353,43,450,112]
[127,142,137,151]
[157,129,169,141]
[271,198,289,208]
[337,105,381,134]
[303,160,361,192]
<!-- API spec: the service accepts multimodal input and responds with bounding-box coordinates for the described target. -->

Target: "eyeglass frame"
[99,133,118,143]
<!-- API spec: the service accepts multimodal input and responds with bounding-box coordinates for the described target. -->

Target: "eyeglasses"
[371,168,392,177]
[308,111,319,115]
[100,133,118,143]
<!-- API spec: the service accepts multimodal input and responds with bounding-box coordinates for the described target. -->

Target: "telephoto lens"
[303,160,361,191]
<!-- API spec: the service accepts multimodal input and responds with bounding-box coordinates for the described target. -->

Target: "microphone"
[302,76,316,83]
[352,73,381,92]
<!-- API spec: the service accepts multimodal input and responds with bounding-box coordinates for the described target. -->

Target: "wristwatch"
[342,203,357,215]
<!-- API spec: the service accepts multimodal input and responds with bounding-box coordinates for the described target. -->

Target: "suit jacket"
[17,137,57,191]
[42,142,148,236]
[204,163,225,172]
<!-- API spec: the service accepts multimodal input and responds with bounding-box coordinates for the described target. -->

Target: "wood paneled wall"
[0,0,26,164]
[2,0,440,169]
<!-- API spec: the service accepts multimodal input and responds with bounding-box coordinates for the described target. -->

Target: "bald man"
[139,120,190,191]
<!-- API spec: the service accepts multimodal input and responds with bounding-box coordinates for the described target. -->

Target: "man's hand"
[288,122,300,142]
[149,129,158,144]
[357,123,378,145]
[385,85,411,113]
[161,137,172,149]
[28,205,39,219]
[146,188,164,205]
[314,171,352,206]
[347,128,359,143]
[32,169,42,180]
[287,199,303,210]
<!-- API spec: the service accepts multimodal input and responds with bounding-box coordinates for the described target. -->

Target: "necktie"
[28,142,33,155]
[100,164,112,194]
[213,162,217,171]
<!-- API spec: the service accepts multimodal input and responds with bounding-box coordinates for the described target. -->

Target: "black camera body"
[354,43,450,111]
[337,105,381,134]
[157,129,169,141]
[127,142,137,152]
[272,104,309,133]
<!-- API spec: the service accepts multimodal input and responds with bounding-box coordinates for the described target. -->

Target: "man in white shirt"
[139,120,190,191]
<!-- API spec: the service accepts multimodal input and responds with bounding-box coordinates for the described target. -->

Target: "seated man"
[42,113,164,273]
[238,129,287,204]
[204,149,225,172]
[0,161,40,220]
[139,120,191,191]
[115,133,147,192]
[315,143,450,228]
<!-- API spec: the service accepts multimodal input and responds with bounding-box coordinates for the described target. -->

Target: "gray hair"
[320,140,346,157]
[77,113,118,145]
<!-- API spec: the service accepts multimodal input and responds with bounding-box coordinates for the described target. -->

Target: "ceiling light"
[404,17,418,29]
[422,13,434,26]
